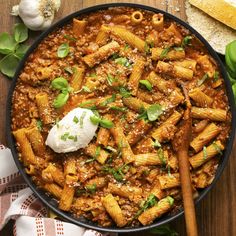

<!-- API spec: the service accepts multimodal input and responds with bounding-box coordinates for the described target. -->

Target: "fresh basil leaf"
[0,54,19,77]
[139,80,152,91]
[153,140,161,148]
[0,32,17,55]
[15,44,29,59]
[57,43,70,58]
[53,92,69,108]
[100,94,116,106]
[160,47,171,59]
[110,106,127,112]
[150,224,178,235]
[232,83,236,103]
[14,23,28,43]
[114,57,131,68]
[119,87,131,98]
[174,47,184,51]
[157,148,166,166]
[147,104,163,121]
[51,77,69,90]
[212,141,223,155]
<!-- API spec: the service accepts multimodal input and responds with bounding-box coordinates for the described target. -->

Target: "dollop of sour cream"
[46,108,98,153]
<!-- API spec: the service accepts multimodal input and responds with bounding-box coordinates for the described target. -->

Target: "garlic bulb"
[11,0,61,31]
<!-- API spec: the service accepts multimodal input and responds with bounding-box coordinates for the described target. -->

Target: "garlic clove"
[11,0,61,31]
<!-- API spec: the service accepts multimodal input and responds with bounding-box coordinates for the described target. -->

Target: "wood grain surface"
[0,1,235,235]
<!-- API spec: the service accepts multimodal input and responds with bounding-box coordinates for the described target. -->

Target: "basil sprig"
[225,40,236,103]
[51,77,72,108]
[138,104,164,122]
[0,23,29,78]
[57,43,70,58]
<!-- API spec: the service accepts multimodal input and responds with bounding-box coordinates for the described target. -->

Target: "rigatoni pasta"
[11,6,231,228]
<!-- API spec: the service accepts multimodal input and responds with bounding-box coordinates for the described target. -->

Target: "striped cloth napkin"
[0,144,116,236]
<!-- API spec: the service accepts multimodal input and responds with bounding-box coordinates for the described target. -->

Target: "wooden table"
[0,0,235,235]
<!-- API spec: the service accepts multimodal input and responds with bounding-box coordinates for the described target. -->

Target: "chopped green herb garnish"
[68,135,77,142]
[174,47,184,51]
[147,104,164,121]
[94,146,101,158]
[55,118,60,128]
[203,146,208,160]
[82,86,91,92]
[106,74,117,86]
[86,184,97,194]
[213,71,220,82]
[157,148,166,166]
[153,140,161,148]
[181,35,192,48]
[114,57,132,68]
[167,196,174,206]
[110,106,127,112]
[103,163,129,182]
[132,194,157,220]
[167,165,172,177]
[79,111,87,128]
[90,73,97,78]
[212,141,222,155]
[124,44,130,50]
[160,47,171,59]
[73,116,79,124]
[100,94,116,106]
[90,115,114,128]
[36,119,43,131]
[198,73,209,86]
[64,34,77,41]
[64,66,74,74]
[150,223,179,235]
[105,146,117,153]
[139,80,153,91]
[51,77,72,108]
[144,41,150,54]
[57,43,70,58]
[84,157,96,164]
[61,132,70,141]
[119,86,132,98]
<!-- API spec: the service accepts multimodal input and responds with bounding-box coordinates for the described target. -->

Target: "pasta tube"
[102,194,127,227]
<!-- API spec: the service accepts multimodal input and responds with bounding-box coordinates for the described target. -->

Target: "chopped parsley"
[68,135,78,142]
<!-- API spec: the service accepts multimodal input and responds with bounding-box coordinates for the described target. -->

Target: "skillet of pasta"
[10,5,233,230]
